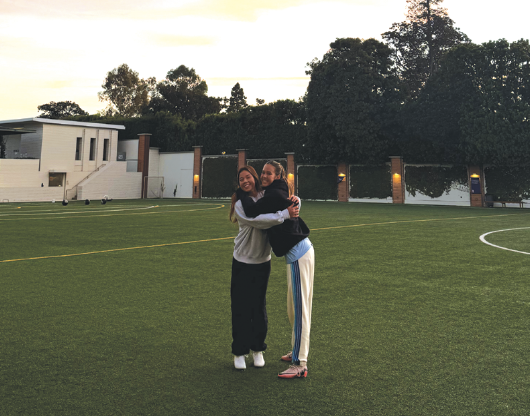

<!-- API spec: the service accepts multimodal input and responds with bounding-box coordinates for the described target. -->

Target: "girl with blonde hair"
[239,161,314,379]
[229,165,299,370]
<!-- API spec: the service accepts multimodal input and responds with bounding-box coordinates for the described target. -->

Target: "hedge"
[297,166,337,200]
[201,156,238,198]
[484,166,530,201]
[350,165,392,199]
[405,165,468,198]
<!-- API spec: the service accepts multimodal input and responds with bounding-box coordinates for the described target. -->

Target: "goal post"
[144,176,165,199]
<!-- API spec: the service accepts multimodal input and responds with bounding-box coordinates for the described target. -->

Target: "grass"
[1,199,530,415]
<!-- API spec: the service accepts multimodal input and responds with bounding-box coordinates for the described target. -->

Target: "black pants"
[231,258,271,356]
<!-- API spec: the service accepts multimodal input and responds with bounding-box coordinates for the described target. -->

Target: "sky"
[1,0,529,120]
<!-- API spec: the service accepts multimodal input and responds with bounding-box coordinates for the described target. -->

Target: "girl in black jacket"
[238,161,315,379]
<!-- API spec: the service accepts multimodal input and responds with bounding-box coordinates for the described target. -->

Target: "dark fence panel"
[202,156,238,198]
[297,166,337,200]
[350,165,392,199]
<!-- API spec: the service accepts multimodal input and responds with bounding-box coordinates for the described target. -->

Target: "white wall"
[0,159,41,187]
[0,187,64,202]
[149,148,160,177]
[159,152,194,198]
[78,162,142,200]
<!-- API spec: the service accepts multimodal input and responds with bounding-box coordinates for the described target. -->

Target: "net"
[145,176,165,199]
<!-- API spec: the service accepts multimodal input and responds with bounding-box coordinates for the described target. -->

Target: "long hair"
[264,160,294,196]
[229,166,262,223]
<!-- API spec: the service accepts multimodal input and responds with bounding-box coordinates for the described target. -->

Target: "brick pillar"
[192,146,203,199]
[337,162,349,202]
[391,156,404,204]
[137,133,151,199]
[469,165,484,207]
[285,152,296,195]
[237,149,247,171]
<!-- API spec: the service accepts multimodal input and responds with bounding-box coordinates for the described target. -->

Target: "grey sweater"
[233,194,290,264]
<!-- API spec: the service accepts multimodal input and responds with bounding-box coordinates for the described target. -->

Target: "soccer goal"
[144,176,165,199]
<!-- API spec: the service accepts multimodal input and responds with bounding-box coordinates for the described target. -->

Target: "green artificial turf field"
[1,199,529,415]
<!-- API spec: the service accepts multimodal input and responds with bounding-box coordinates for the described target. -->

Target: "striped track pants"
[286,246,315,364]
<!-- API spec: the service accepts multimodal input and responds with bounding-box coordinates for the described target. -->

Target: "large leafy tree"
[305,37,402,164]
[382,0,470,99]
[37,101,88,119]
[405,39,530,166]
[149,65,221,120]
[191,99,307,159]
[227,83,248,113]
[98,64,154,117]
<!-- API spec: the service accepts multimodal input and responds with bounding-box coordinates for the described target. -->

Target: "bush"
[405,165,468,198]
[297,166,337,200]
[350,165,392,199]
[201,156,238,198]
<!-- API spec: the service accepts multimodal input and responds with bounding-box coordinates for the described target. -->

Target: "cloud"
[208,76,309,86]
[145,33,215,47]
[1,0,385,21]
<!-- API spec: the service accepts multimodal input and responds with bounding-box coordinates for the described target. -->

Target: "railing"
[67,163,107,200]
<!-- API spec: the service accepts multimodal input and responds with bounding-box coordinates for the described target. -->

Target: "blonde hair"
[229,166,262,223]
[263,160,294,196]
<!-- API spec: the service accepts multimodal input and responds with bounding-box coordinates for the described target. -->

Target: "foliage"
[37,101,89,119]
[227,83,248,113]
[297,166,338,200]
[404,39,530,165]
[148,65,222,121]
[305,38,402,165]
[191,99,308,160]
[201,156,238,198]
[382,0,470,99]
[484,166,530,201]
[405,165,468,198]
[98,64,155,117]
[350,165,392,199]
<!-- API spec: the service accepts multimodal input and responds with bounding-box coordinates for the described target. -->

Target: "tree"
[190,99,307,159]
[227,83,248,113]
[382,0,470,99]
[404,39,530,166]
[98,64,154,117]
[149,65,221,120]
[37,101,88,119]
[305,38,402,164]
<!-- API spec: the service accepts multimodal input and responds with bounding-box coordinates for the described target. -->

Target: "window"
[75,137,82,161]
[49,173,65,187]
[103,138,109,161]
[89,138,96,161]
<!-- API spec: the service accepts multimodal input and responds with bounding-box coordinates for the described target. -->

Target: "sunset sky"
[1,0,529,120]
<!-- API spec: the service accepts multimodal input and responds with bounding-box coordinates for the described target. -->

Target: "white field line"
[0,205,225,222]
[0,203,222,217]
[479,227,530,255]
[0,205,158,217]
[0,211,524,263]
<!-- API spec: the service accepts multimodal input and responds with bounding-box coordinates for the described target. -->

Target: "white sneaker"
[253,351,265,368]
[234,355,246,370]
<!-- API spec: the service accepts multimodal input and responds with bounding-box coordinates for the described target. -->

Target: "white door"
[177,169,193,198]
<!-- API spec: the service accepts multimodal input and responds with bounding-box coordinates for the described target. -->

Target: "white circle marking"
[479,227,530,255]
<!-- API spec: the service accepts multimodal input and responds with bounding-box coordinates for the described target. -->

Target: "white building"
[0,118,142,202]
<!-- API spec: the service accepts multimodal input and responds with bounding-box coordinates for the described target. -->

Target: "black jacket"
[239,179,310,257]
